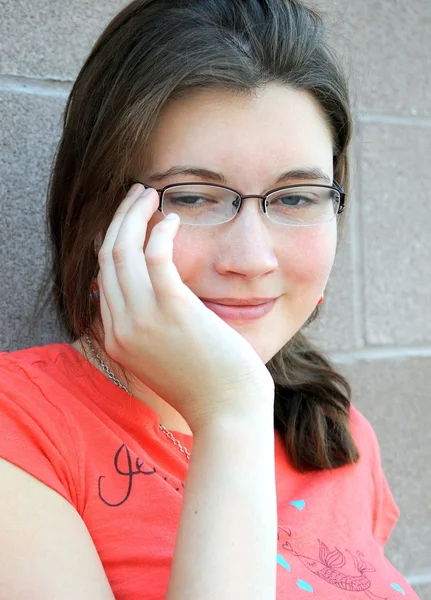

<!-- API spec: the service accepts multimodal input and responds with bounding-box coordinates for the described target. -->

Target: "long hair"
[32,0,359,472]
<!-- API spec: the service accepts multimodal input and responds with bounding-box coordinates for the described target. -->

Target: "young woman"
[0,1,419,598]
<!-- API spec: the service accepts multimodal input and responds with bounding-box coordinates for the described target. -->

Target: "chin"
[228,321,296,365]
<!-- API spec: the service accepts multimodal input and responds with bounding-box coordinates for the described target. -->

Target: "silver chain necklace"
[83,334,191,460]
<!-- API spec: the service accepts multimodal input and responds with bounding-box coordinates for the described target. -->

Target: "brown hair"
[32,0,359,472]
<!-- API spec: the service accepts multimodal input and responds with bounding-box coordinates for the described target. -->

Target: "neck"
[71,337,193,436]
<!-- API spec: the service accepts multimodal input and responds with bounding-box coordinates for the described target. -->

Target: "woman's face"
[140,84,337,363]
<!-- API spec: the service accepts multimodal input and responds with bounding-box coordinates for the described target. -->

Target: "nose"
[215,198,278,280]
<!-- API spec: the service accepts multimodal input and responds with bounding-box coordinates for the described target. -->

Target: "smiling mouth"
[199,297,277,306]
[199,297,278,321]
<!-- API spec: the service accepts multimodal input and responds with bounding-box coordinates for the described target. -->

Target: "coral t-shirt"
[0,343,418,599]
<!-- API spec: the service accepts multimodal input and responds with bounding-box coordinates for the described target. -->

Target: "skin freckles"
[141,84,337,364]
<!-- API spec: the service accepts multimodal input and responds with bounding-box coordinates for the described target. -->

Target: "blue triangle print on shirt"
[276,554,291,571]
[290,499,306,510]
[296,579,314,592]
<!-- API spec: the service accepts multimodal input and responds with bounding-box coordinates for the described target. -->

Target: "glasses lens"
[162,185,239,225]
[266,186,340,226]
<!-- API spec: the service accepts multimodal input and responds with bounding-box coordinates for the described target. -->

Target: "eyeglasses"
[133,180,345,227]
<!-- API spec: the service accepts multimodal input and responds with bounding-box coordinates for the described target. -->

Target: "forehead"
[144,84,334,187]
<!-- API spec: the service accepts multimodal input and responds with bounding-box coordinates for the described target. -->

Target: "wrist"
[191,396,275,438]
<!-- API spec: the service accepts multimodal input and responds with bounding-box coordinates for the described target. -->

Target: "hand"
[97,184,274,433]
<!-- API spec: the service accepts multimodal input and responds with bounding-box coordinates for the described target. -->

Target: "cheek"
[277,226,337,287]
[145,216,337,292]
[171,227,210,281]
[145,216,213,283]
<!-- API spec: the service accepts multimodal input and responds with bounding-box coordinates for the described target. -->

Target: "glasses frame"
[133,179,346,226]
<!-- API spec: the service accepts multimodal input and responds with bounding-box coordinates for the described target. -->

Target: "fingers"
[97,182,186,332]
[111,186,159,304]
[98,184,155,315]
[144,213,185,301]
[97,271,114,345]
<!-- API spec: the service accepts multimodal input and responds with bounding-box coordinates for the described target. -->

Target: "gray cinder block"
[361,122,431,346]
[0,89,66,350]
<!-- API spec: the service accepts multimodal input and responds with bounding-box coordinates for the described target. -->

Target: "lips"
[199,297,278,321]
[199,297,277,306]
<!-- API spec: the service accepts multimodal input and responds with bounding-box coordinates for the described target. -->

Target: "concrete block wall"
[0,1,430,596]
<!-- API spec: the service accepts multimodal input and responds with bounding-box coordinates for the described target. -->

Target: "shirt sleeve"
[370,426,400,547]
[0,353,81,509]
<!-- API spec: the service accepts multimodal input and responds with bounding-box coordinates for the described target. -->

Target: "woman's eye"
[171,195,202,205]
[273,195,313,206]
[169,195,219,205]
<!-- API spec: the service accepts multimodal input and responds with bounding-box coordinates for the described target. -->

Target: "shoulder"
[0,342,102,458]
[349,403,400,541]
[0,342,73,377]
[0,340,86,426]
[349,402,381,460]
[0,343,76,415]
[0,343,84,508]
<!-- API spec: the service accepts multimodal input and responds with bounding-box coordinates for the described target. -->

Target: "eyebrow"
[147,166,332,186]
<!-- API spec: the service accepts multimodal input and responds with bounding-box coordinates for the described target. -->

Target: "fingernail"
[142,187,154,196]
[165,213,178,220]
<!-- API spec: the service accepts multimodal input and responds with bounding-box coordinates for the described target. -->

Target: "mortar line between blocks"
[329,345,431,363]
[0,74,72,98]
[359,113,431,128]
[405,568,431,587]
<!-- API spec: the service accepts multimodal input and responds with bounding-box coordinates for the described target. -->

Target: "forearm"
[166,408,277,600]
